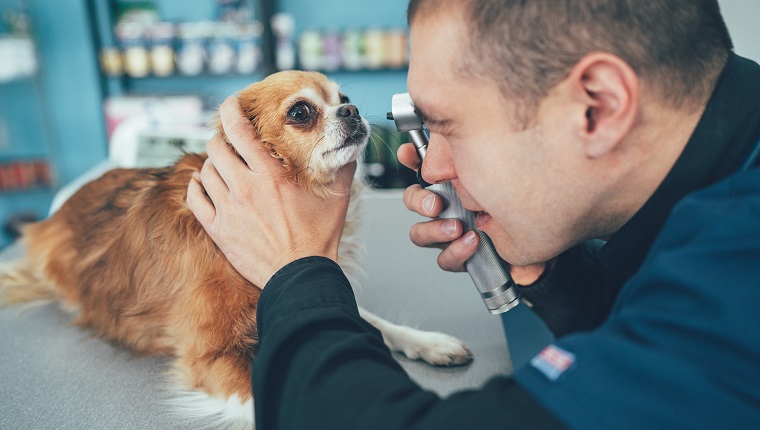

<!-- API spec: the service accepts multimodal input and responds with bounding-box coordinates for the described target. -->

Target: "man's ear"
[567,52,639,158]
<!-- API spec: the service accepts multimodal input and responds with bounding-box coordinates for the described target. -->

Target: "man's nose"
[420,134,457,184]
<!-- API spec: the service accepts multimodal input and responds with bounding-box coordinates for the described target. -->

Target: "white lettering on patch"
[530,344,576,382]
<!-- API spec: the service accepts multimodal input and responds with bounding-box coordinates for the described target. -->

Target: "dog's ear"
[237,79,282,141]
[207,81,268,151]
[237,79,294,167]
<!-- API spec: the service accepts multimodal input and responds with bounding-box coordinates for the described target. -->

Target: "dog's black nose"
[337,104,360,118]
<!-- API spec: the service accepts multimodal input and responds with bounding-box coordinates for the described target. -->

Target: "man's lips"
[475,211,492,230]
[460,200,483,213]
[452,182,490,228]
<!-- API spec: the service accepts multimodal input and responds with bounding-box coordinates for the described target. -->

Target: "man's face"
[408,10,596,265]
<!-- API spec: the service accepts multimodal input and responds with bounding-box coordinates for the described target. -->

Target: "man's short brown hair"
[409,0,733,126]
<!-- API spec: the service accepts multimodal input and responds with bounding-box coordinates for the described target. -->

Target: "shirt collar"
[598,53,760,277]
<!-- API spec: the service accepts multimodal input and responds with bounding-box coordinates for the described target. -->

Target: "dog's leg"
[358,306,473,366]
[170,346,255,429]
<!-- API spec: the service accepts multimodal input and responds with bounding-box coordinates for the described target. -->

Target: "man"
[187,0,760,428]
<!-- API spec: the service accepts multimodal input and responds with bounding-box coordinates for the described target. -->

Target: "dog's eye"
[340,94,350,104]
[288,102,311,122]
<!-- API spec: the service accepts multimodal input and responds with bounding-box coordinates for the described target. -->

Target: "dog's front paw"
[401,331,473,367]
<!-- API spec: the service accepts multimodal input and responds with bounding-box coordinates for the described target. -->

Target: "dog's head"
[218,71,369,195]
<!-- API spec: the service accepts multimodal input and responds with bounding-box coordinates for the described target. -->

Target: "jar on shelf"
[99,46,124,76]
[322,30,342,72]
[298,29,323,71]
[341,28,364,70]
[208,21,237,75]
[271,13,296,71]
[148,22,176,77]
[363,28,386,69]
[235,21,263,75]
[116,21,151,78]
[385,29,409,69]
[176,22,209,76]
[0,36,38,82]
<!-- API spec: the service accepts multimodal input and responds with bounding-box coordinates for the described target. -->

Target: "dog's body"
[0,71,471,427]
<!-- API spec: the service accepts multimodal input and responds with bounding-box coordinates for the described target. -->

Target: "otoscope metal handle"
[389,92,520,314]
[428,182,520,313]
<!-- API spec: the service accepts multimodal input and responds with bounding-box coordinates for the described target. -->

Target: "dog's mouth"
[325,121,369,155]
[337,127,369,150]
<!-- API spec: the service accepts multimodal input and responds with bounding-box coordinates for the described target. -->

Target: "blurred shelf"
[106,72,266,80]
[105,66,408,81]
[306,66,408,74]
[0,75,37,86]
[0,186,55,196]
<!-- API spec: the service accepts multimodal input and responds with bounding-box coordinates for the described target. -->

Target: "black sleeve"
[253,256,566,430]
[517,241,627,338]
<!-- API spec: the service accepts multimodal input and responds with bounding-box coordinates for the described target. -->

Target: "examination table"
[0,188,551,429]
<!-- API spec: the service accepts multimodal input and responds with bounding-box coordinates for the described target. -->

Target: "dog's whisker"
[368,129,388,162]
[308,134,326,165]
[367,127,401,170]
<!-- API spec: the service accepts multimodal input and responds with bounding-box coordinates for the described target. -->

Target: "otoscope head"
[388,93,424,133]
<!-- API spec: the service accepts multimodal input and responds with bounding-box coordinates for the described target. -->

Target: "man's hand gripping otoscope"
[388,92,521,314]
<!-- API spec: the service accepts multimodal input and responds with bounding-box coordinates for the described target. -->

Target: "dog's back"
[0,153,260,422]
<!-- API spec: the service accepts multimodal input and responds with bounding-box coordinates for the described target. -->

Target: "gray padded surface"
[0,190,512,429]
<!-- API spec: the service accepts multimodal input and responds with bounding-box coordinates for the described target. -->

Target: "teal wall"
[0,0,107,248]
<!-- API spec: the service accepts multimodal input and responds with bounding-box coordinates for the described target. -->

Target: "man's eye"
[288,103,311,121]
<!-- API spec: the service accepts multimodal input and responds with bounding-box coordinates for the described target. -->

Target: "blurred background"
[0,0,758,249]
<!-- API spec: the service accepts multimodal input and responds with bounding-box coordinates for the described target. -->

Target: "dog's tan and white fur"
[0,71,471,428]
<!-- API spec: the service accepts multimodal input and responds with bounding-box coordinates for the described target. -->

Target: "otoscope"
[387,93,521,314]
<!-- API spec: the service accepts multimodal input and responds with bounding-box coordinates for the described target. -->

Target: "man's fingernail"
[442,219,458,236]
[422,195,436,214]
[463,230,478,246]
